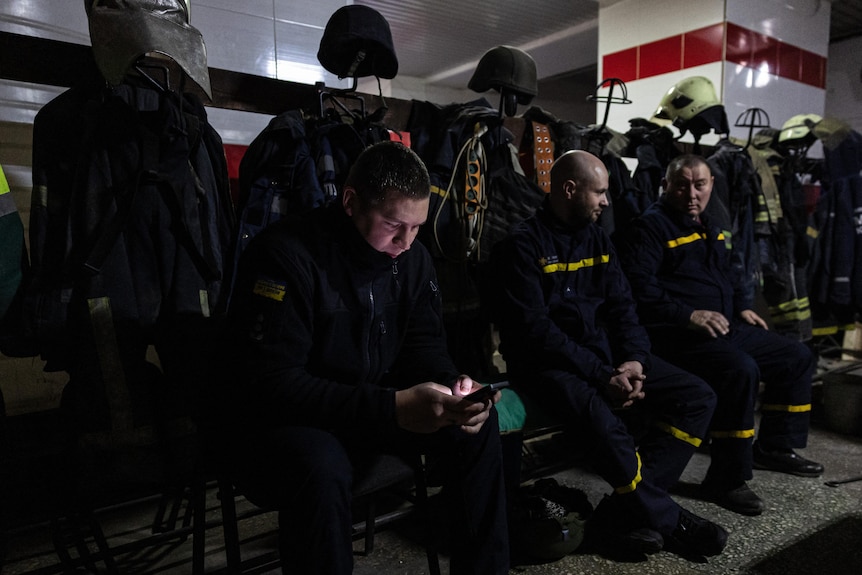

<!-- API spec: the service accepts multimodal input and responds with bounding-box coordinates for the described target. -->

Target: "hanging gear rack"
[735,107,771,150]
[316,80,366,121]
[587,77,633,132]
[585,77,632,154]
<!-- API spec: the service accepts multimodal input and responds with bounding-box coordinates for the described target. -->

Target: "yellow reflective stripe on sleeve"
[0,164,9,195]
[654,421,703,447]
[665,232,706,248]
[430,184,447,198]
[767,297,812,323]
[710,428,756,439]
[761,403,812,413]
[542,254,610,273]
[614,452,643,495]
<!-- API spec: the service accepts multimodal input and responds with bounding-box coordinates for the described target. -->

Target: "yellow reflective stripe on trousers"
[614,452,643,495]
[710,428,756,439]
[761,403,812,413]
[654,421,703,447]
[542,254,610,273]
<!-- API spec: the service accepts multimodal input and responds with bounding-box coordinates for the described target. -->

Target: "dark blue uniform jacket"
[618,198,749,329]
[491,200,651,386]
[217,205,457,434]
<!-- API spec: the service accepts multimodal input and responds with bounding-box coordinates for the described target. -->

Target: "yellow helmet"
[778,114,822,143]
[653,76,721,126]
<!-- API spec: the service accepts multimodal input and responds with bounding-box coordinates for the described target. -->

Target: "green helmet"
[778,113,822,143]
[653,76,721,126]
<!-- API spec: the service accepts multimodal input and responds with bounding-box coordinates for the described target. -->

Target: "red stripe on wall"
[602,22,825,89]
[684,24,724,69]
[603,46,638,83]
[640,35,683,79]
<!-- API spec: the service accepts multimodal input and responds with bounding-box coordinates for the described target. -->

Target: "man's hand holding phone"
[463,380,510,403]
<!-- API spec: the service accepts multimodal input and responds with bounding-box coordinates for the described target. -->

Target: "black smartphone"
[464,380,510,402]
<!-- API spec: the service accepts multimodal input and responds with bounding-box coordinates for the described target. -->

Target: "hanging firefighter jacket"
[24,79,235,432]
[410,98,523,265]
[776,153,822,338]
[623,118,683,206]
[232,109,324,300]
[808,127,862,324]
[748,132,813,341]
[705,139,761,312]
[231,104,392,305]
[407,98,545,378]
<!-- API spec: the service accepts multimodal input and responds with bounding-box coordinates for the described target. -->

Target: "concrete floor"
[2,389,862,574]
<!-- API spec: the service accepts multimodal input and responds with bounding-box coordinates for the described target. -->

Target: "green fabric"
[517,390,566,432]
[495,386,565,434]
[495,388,527,433]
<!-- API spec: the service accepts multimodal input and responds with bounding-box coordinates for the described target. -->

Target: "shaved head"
[548,150,609,227]
[550,150,606,192]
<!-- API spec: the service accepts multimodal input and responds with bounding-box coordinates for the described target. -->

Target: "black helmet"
[468,45,538,105]
[317,5,398,79]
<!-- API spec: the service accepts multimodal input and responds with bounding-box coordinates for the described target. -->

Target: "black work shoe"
[701,482,765,516]
[585,525,664,561]
[752,441,825,477]
[586,496,663,560]
[664,508,728,559]
[623,527,664,555]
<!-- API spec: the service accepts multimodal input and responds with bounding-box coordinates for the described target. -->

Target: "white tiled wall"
[726,0,830,56]
[825,35,862,135]
[598,0,724,54]
[0,0,353,150]
[0,0,89,44]
[597,0,831,151]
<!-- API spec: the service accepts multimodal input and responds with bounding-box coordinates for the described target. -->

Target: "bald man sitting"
[489,150,728,562]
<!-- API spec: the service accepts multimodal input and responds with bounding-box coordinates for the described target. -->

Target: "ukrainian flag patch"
[253,278,286,302]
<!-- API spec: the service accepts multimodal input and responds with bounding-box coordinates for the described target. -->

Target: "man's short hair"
[665,154,711,181]
[345,141,430,208]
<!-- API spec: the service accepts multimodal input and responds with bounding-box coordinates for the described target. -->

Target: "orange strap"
[532,122,554,193]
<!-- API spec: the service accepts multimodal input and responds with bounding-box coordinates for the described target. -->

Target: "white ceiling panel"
[358,0,600,86]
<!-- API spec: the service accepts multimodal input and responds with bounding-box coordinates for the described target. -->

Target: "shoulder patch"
[253,277,287,301]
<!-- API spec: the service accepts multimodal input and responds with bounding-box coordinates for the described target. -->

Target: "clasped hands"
[604,360,646,409]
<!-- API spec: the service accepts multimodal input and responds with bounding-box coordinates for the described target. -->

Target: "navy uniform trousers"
[649,322,816,488]
[517,356,716,536]
[217,408,509,575]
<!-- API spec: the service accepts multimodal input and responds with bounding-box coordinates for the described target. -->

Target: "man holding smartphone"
[208,141,509,574]
[490,150,727,562]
